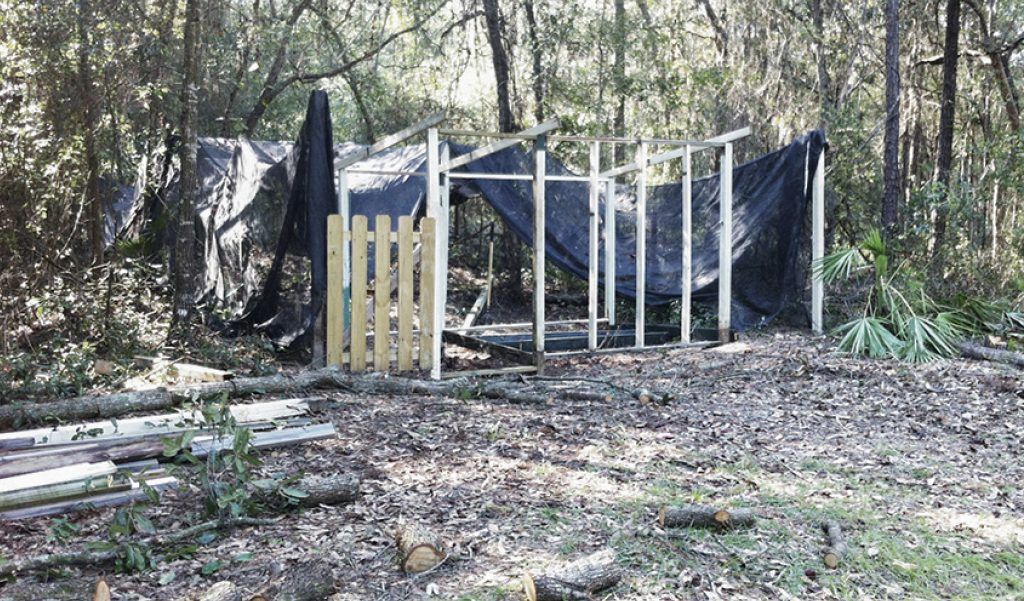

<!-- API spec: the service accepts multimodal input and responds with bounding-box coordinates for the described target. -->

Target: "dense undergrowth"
[0,254,276,404]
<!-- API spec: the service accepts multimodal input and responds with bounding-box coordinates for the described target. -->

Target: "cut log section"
[821,520,847,569]
[658,504,756,530]
[254,474,359,509]
[395,524,446,573]
[522,548,622,601]
[191,581,243,601]
[249,558,335,601]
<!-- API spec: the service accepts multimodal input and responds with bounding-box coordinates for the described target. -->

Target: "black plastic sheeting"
[130,92,824,350]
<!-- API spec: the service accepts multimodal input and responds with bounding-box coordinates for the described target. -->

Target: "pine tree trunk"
[612,0,626,163]
[931,0,961,263]
[173,0,202,334]
[881,0,901,241]
[482,0,516,133]
[77,0,103,264]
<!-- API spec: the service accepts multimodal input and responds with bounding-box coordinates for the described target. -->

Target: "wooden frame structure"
[325,114,827,379]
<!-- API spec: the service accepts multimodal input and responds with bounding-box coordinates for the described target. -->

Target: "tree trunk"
[812,0,832,126]
[172,0,202,334]
[881,0,901,241]
[77,0,104,264]
[344,72,376,143]
[931,0,961,262]
[612,0,626,163]
[482,0,516,133]
[523,0,544,123]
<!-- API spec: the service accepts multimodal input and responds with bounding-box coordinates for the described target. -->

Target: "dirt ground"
[2,331,1023,600]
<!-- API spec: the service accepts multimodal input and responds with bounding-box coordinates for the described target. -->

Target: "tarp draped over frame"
[136,92,825,349]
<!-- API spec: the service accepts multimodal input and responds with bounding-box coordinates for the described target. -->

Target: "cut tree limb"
[395,524,446,573]
[522,548,622,601]
[821,520,847,569]
[254,474,360,509]
[658,504,756,530]
[959,342,1024,369]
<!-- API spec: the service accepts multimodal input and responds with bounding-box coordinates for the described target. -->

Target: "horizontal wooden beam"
[441,119,560,172]
[339,112,446,168]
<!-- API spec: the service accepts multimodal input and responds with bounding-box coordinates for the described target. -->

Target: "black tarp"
[129,91,824,350]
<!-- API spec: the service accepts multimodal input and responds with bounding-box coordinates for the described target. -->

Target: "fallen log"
[1,369,601,432]
[658,504,756,530]
[394,524,446,573]
[249,558,335,600]
[254,474,360,509]
[959,342,1024,369]
[0,371,350,431]
[522,548,622,601]
[821,520,847,569]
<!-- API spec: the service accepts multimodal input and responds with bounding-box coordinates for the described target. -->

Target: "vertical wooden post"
[418,218,436,370]
[718,142,733,343]
[486,241,495,309]
[425,130,442,380]
[588,141,600,351]
[532,133,547,372]
[339,170,350,345]
[681,145,692,344]
[605,177,616,326]
[812,148,825,334]
[350,215,369,371]
[326,215,344,367]
[430,141,449,380]
[397,216,414,371]
[374,215,391,371]
[635,141,647,348]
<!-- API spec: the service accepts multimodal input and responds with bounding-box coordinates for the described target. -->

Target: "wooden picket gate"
[326,214,437,372]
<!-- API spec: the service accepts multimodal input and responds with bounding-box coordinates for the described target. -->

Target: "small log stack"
[658,504,756,530]
[521,548,622,601]
[395,524,447,573]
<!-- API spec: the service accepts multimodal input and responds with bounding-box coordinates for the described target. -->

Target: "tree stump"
[658,504,756,530]
[395,524,446,573]
[521,548,622,601]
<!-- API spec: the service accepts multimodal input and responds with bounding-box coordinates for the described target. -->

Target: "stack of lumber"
[0,398,336,520]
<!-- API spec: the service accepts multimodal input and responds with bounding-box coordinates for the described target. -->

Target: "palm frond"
[835,316,902,359]
[898,315,961,362]
[814,247,866,283]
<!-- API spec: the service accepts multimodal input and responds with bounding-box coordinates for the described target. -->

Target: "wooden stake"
[418,219,436,370]
[374,214,392,372]
[350,215,369,372]
[327,214,344,367]
[397,216,415,371]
